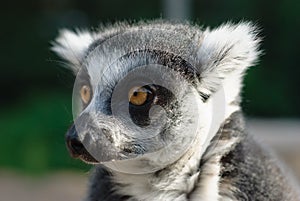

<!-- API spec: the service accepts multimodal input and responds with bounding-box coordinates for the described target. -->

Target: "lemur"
[52,20,300,201]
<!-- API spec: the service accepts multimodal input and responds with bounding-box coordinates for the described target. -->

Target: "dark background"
[0,0,299,174]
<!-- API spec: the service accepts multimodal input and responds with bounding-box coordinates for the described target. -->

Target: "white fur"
[110,88,241,201]
[52,21,260,200]
[51,29,96,73]
[108,23,260,200]
[197,22,260,104]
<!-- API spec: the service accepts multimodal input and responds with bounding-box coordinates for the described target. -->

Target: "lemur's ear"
[51,29,95,74]
[197,22,261,100]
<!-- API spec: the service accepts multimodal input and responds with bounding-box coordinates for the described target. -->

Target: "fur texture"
[52,20,300,200]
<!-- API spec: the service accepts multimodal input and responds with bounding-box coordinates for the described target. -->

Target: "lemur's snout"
[65,113,125,164]
[66,124,98,163]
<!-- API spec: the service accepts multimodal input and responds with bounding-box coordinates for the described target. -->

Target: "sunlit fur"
[52,20,300,201]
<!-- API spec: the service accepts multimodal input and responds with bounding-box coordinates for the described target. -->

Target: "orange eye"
[80,85,91,104]
[128,86,151,106]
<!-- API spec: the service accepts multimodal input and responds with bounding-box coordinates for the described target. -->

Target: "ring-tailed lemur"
[52,20,300,201]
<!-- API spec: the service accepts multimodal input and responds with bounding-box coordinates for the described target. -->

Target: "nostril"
[66,136,85,157]
[71,138,84,152]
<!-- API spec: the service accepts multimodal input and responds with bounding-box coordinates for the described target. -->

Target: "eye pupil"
[80,85,91,104]
[128,86,154,106]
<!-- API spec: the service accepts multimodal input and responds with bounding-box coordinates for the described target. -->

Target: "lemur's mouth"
[66,139,99,164]
[78,154,99,164]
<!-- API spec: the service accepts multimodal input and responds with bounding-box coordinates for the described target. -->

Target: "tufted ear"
[51,29,96,74]
[196,22,261,103]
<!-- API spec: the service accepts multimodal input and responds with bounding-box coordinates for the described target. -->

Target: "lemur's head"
[52,21,260,174]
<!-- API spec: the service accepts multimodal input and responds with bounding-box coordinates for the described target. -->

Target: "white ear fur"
[51,29,96,73]
[197,22,261,103]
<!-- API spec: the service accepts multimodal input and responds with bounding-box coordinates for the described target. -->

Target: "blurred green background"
[0,0,299,174]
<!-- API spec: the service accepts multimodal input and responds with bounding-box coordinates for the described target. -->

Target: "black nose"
[66,124,85,158]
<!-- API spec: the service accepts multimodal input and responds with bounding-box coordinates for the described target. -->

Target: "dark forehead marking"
[118,49,199,81]
[147,49,199,80]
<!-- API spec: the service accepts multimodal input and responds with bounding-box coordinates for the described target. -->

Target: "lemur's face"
[53,21,259,174]
[68,28,206,173]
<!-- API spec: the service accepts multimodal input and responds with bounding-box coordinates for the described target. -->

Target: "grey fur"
[52,20,300,200]
[86,112,300,201]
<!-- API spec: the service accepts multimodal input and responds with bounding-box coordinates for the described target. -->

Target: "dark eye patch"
[129,84,175,127]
